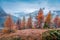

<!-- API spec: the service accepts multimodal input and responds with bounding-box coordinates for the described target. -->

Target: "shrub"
[42,30,60,40]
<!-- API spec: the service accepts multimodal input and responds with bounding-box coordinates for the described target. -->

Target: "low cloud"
[0,0,60,16]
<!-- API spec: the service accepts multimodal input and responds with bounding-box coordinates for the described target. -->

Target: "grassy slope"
[0,29,60,40]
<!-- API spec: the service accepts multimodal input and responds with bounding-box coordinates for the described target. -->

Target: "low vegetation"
[42,30,60,40]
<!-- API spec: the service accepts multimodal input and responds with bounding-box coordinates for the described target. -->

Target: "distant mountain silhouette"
[0,7,7,28]
[53,10,60,16]
[0,7,18,29]
[14,11,38,18]
[14,10,60,19]
[0,7,7,17]
[15,12,27,17]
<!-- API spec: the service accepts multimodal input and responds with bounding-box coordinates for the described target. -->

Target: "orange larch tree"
[44,11,52,28]
[54,15,59,28]
[36,8,44,28]
[26,15,32,29]
[16,18,21,30]
[58,18,60,28]
[21,16,25,29]
[45,11,51,23]
[3,15,14,33]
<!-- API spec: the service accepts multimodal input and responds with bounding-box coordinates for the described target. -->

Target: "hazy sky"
[0,0,60,15]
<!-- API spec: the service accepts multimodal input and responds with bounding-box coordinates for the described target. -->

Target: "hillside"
[0,29,60,40]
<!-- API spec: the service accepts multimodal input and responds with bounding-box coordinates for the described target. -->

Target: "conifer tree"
[44,11,52,28]
[27,15,32,29]
[58,18,60,28]
[36,8,44,28]
[3,15,14,33]
[54,15,59,28]
[21,16,25,29]
[16,18,21,30]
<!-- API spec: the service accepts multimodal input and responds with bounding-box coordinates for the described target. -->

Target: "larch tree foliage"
[3,15,14,33]
[54,15,59,28]
[21,16,25,29]
[16,18,21,30]
[26,15,32,29]
[44,11,52,28]
[58,18,60,28]
[36,8,44,28]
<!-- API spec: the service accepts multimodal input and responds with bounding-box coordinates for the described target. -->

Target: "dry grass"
[0,29,60,40]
